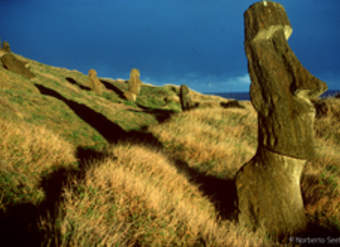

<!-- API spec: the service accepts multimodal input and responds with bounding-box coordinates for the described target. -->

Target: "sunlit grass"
[40,143,269,246]
[0,117,77,209]
[0,53,339,245]
[149,106,258,178]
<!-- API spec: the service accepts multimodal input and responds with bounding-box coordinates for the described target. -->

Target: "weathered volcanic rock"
[1,53,35,79]
[245,1,327,159]
[235,0,327,239]
[236,148,307,237]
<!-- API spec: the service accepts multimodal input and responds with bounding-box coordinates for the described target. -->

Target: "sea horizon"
[204,90,340,101]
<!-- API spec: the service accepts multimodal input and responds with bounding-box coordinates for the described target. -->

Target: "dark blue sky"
[1,0,339,92]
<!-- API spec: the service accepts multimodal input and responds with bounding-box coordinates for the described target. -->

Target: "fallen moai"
[1,53,35,79]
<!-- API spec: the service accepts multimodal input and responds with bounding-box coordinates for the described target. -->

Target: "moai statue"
[235,1,327,238]
[1,53,35,79]
[88,69,105,94]
[179,84,192,111]
[126,68,142,102]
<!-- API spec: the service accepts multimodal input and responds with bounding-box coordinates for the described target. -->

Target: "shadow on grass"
[5,84,337,245]
[128,103,177,123]
[220,100,245,109]
[0,147,113,246]
[171,158,239,221]
[34,83,163,148]
[100,79,126,99]
[0,202,42,245]
[65,77,91,91]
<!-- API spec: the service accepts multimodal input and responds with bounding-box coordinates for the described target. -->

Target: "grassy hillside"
[0,51,339,246]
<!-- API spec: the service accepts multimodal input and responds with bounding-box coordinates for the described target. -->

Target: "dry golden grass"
[36,71,66,85]
[0,65,27,89]
[41,143,270,247]
[149,107,258,178]
[314,98,340,146]
[190,89,231,108]
[298,98,340,233]
[0,117,76,208]
[301,139,340,230]
[1,51,339,246]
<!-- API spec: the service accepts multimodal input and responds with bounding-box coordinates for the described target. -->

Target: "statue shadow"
[172,158,238,221]
[100,79,126,99]
[0,202,42,246]
[127,103,177,123]
[220,100,245,109]
[65,77,91,91]
[34,84,163,148]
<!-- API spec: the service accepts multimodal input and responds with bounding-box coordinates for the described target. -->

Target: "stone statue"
[235,1,327,238]
[88,69,105,94]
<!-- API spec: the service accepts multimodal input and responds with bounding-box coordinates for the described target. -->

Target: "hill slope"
[1,51,340,246]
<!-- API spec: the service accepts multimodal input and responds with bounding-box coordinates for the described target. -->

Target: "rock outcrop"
[88,69,104,94]
[235,1,327,238]
[1,53,35,79]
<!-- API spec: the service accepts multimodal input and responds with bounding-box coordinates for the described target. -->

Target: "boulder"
[235,1,327,239]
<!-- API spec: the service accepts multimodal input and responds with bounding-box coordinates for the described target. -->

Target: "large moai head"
[244,1,327,159]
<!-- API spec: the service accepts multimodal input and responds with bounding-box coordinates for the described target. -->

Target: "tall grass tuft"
[0,117,76,208]
[149,107,258,178]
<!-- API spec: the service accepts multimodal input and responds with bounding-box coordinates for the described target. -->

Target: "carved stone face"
[244,2,327,159]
